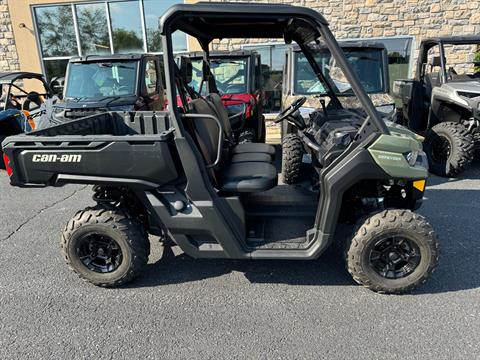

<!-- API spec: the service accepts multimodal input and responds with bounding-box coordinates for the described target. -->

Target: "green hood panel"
[368,132,428,179]
[385,120,424,142]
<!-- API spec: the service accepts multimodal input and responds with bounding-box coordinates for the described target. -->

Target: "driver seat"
[187,98,277,193]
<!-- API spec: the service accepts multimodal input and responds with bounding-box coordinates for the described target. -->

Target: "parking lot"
[0,163,479,359]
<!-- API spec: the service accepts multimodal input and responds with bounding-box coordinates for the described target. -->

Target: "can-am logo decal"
[32,154,82,163]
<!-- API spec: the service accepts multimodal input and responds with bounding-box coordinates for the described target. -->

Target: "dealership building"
[0,0,479,111]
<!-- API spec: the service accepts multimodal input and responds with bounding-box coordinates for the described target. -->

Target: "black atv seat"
[186,98,277,193]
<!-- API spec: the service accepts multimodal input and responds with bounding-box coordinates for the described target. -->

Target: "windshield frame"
[63,60,140,100]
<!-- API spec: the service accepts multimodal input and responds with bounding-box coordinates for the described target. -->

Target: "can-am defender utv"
[2,3,438,294]
[181,50,267,143]
[394,36,480,177]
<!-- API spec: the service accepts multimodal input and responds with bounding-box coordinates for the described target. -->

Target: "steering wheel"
[274,96,307,124]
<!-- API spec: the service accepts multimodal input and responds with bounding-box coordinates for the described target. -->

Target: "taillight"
[3,153,12,176]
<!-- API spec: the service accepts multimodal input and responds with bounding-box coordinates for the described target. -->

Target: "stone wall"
[210,0,480,72]
[0,0,19,72]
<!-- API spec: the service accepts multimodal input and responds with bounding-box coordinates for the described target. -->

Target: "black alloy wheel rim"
[431,135,451,163]
[369,236,421,279]
[77,234,123,273]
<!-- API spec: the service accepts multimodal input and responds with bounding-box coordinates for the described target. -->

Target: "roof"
[421,35,480,46]
[69,53,156,63]
[159,2,327,45]
[0,72,46,84]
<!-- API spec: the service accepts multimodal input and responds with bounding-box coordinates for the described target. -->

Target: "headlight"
[53,106,64,114]
[457,91,480,99]
[405,150,429,170]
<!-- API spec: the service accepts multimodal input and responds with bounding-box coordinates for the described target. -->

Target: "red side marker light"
[3,153,12,176]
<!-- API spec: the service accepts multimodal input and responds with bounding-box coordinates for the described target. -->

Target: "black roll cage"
[159,3,390,137]
[0,72,52,111]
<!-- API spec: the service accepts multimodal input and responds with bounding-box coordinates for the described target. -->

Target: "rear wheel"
[61,205,150,287]
[346,210,439,294]
[282,133,303,184]
[424,122,474,177]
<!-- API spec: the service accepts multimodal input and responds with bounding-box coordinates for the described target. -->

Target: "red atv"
[181,50,266,143]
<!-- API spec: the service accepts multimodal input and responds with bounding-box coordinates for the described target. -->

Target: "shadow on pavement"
[416,188,480,294]
[129,246,354,289]
[427,158,480,186]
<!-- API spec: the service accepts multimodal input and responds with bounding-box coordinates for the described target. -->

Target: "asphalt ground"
[0,163,479,359]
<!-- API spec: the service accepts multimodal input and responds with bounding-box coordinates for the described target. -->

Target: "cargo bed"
[1,112,179,188]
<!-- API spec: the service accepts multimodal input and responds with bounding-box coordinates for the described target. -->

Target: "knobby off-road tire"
[424,122,474,177]
[282,133,304,184]
[346,209,439,294]
[61,205,150,287]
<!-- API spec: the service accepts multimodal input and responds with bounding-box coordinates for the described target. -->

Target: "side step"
[246,216,314,250]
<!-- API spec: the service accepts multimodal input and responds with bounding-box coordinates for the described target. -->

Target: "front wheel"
[346,210,439,294]
[424,122,474,177]
[61,205,150,287]
[282,133,303,184]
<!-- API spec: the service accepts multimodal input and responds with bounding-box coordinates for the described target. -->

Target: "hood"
[443,80,480,94]
[384,120,424,142]
[55,95,139,110]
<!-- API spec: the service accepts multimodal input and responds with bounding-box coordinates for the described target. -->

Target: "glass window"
[143,0,187,52]
[65,61,139,99]
[242,44,288,112]
[188,57,249,95]
[293,47,385,95]
[190,59,204,94]
[109,1,144,53]
[43,59,69,82]
[34,5,77,57]
[76,3,110,55]
[378,37,413,90]
[145,60,158,95]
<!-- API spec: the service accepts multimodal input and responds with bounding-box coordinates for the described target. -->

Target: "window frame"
[31,0,188,81]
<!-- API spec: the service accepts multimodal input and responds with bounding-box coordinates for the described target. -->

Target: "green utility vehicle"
[2,3,438,294]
